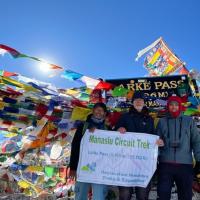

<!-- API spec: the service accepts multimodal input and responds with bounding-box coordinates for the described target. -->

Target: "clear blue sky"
[1,0,200,89]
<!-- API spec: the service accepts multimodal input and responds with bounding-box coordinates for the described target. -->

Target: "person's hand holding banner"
[156,139,164,147]
[89,127,96,133]
[118,127,126,134]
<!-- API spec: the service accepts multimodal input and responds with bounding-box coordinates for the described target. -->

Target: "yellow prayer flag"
[71,106,92,121]
[0,101,5,110]
[24,188,32,196]
[66,89,80,96]
[2,77,39,92]
[26,166,43,172]
[163,64,174,75]
[37,118,47,126]
[195,93,200,97]
[18,180,31,189]
[4,132,18,138]
[149,51,160,65]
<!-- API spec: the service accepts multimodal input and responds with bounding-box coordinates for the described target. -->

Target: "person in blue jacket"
[156,95,200,200]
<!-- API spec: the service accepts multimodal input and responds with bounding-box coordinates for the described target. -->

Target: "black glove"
[194,161,200,178]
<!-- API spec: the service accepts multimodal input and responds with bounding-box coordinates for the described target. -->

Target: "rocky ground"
[0,188,199,200]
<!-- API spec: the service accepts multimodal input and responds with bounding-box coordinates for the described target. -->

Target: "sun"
[39,62,51,72]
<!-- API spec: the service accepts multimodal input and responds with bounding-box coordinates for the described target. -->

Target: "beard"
[134,105,143,112]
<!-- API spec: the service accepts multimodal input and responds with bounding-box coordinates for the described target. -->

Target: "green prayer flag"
[45,166,55,178]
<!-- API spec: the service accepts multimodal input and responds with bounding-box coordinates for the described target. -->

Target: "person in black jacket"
[115,91,163,200]
[68,103,109,200]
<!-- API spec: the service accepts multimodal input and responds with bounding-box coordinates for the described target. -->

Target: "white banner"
[77,130,159,187]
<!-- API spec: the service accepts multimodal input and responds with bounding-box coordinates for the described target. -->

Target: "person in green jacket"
[156,95,200,200]
[68,103,109,200]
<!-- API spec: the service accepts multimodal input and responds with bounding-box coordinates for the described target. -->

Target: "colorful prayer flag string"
[0,44,113,90]
[0,44,63,70]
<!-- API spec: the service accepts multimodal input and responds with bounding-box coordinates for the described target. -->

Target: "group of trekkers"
[68,91,200,200]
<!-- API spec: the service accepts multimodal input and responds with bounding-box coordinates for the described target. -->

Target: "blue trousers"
[74,181,108,200]
[157,163,193,200]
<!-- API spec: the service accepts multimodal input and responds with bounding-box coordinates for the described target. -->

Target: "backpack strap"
[82,122,89,135]
[104,124,108,130]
